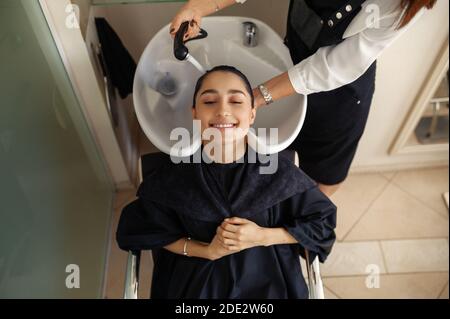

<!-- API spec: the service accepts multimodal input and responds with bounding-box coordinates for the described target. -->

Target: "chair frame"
[123,150,325,299]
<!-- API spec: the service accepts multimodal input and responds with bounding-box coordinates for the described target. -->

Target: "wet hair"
[193,65,255,108]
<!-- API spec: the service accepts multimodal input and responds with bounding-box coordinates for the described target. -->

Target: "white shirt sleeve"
[288,5,425,95]
[235,0,247,3]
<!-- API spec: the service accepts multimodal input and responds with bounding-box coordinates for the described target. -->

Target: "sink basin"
[133,16,307,157]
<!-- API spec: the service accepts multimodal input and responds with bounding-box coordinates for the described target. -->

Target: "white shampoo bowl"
[134,17,307,157]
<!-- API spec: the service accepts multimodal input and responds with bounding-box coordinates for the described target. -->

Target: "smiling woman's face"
[192,71,256,145]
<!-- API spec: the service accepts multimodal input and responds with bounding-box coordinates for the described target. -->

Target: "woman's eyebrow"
[200,89,246,96]
[200,89,218,96]
[228,89,246,96]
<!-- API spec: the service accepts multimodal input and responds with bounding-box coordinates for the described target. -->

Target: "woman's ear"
[249,108,256,125]
[191,107,196,119]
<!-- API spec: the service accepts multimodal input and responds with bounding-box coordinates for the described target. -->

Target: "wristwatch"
[258,84,274,105]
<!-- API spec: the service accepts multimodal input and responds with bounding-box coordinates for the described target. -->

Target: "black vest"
[286,0,367,63]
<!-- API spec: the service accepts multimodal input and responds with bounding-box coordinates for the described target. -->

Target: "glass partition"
[0,0,114,298]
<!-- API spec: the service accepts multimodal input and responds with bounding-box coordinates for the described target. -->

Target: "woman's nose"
[216,100,232,116]
[217,111,231,117]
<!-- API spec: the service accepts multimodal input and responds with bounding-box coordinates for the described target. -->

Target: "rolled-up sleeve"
[281,187,337,263]
[116,198,186,252]
[288,7,425,95]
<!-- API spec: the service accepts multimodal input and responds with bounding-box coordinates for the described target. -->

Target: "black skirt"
[288,62,377,185]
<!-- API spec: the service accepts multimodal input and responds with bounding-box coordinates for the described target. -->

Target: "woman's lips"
[209,123,237,129]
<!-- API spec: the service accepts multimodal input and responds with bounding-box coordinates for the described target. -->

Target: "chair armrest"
[305,249,325,299]
[124,250,141,299]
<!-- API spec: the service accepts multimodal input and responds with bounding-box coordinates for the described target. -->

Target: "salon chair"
[123,149,325,299]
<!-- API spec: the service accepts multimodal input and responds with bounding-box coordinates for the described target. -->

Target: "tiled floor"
[106,166,449,299]
[322,166,449,299]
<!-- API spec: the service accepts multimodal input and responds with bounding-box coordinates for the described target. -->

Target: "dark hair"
[192,65,255,108]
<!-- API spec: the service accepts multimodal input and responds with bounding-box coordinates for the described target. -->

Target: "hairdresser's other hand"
[170,1,203,40]
[207,232,239,261]
[252,87,266,109]
[218,217,266,250]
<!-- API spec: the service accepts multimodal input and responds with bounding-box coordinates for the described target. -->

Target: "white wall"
[41,0,132,189]
[353,0,449,171]
[71,0,92,38]
[95,0,448,172]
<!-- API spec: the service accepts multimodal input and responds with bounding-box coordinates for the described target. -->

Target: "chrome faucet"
[243,21,258,47]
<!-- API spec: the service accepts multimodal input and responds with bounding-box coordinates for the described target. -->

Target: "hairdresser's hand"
[170,1,204,40]
[252,87,266,109]
[207,232,239,261]
[217,217,266,250]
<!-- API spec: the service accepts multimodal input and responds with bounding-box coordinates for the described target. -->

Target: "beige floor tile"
[321,241,386,277]
[139,251,153,299]
[323,286,340,299]
[392,167,449,217]
[107,187,154,299]
[381,171,397,181]
[105,192,140,299]
[381,239,449,273]
[105,203,127,299]
[105,249,153,299]
[113,189,137,211]
[439,282,449,299]
[324,272,449,299]
[330,173,388,240]
[345,184,449,241]
[111,191,137,235]
[104,247,127,299]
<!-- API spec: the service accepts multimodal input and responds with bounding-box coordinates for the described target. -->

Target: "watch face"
[261,86,272,100]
